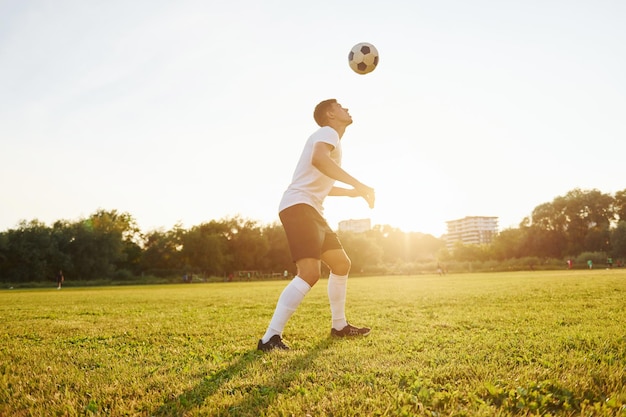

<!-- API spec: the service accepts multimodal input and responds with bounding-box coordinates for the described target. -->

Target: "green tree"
[526,201,567,258]
[451,242,489,262]
[523,189,614,258]
[613,189,626,223]
[405,232,445,261]
[561,189,614,254]
[261,222,292,274]
[0,220,61,282]
[490,227,527,260]
[367,225,405,263]
[67,210,140,280]
[0,232,8,273]
[610,221,626,260]
[142,226,184,276]
[181,222,229,276]
[339,231,383,273]
[224,217,268,273]
[529,201,567,234]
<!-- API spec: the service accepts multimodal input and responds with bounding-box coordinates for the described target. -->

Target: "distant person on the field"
[607,257,613,269]
[567,259,573,269]
[587,259,593,269]
[56,270,64,290]
[257,99,375,352]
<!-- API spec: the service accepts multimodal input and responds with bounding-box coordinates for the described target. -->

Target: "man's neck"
[327,123,346,139]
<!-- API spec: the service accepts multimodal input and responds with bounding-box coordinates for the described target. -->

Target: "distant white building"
[338,218,371,233]
[445,216,498,250]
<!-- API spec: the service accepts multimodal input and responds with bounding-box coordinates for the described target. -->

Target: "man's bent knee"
[331,258,351,276]
[298,273,320,287]
[323,251,351,276]
[296,258,321,287]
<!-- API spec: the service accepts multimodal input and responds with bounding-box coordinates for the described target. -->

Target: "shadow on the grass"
[152,337,336,416]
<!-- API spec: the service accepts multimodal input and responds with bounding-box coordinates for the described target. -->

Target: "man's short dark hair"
[313,99,337,127]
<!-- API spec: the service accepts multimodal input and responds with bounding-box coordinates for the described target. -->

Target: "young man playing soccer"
[257,99,375,351]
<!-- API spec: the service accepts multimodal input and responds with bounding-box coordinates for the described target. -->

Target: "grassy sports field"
[1,270,625,416]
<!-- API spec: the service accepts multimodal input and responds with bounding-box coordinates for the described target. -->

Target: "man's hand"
[329,184,374,208]
[355,183,375,209]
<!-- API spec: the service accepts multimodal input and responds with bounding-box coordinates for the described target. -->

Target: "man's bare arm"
[312,142,375,208]
[328,186,359,197]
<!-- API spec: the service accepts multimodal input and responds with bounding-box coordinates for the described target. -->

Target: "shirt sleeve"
[314,126,340,148]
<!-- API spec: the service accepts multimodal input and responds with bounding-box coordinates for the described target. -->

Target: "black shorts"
[279,203,343,262]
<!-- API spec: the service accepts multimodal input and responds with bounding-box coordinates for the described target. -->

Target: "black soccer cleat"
[331,323,371,338]
[257,334,290,352]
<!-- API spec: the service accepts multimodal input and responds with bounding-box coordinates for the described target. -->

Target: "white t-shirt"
[279,126,342,215]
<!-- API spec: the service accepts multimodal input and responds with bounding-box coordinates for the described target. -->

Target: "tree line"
[1,188,625,284]
[461,188,626,263]
[0,209,443,283]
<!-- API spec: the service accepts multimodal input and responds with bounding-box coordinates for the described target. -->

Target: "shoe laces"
[345,324,361,335]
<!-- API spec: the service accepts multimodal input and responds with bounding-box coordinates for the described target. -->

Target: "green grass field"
[1,270,625,416]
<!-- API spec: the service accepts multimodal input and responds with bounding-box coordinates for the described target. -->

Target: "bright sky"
[1,1,625,237]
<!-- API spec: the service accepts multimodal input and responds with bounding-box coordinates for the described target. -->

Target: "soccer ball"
[348,42,379,75]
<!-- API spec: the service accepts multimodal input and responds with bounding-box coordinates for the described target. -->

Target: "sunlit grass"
[1,270,625,416]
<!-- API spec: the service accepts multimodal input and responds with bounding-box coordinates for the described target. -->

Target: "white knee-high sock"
[328,272,348,330]
[262,276,311,343]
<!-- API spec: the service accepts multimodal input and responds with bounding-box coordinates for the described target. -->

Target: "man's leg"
[322,249,371,337]
[322,249,351,331]
[260,258,321,344]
